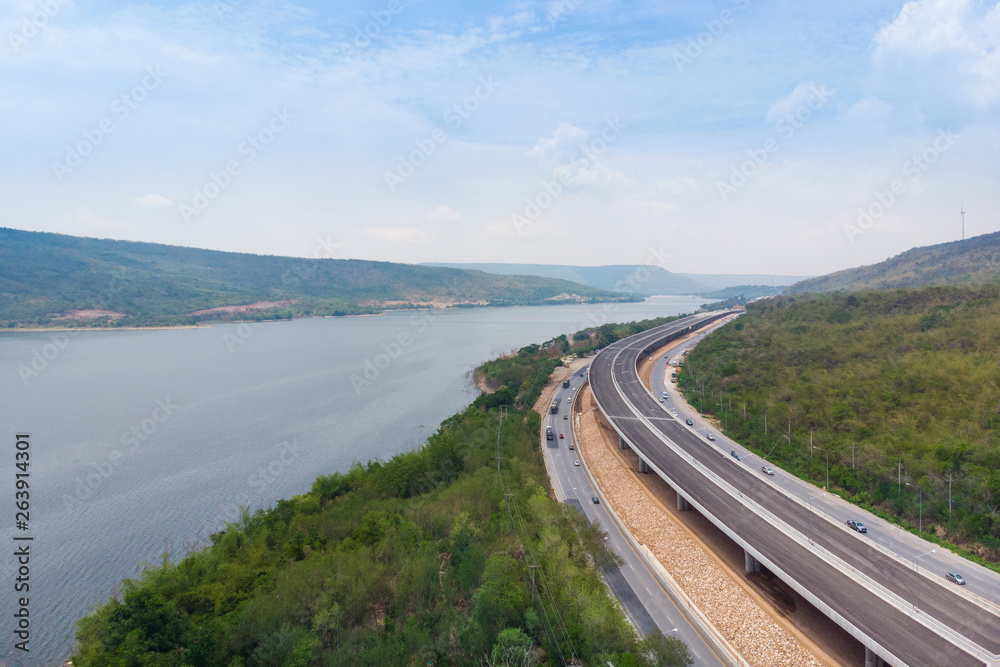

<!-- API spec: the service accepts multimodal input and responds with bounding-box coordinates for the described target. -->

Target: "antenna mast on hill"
[961,204,966,240]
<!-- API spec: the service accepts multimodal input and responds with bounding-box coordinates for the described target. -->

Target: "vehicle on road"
[546,426,554,440]
[847,519,867,533]
[685,419,693,425]
[707,433,715,441]
[569,443,574,450]
[563,379,570,388]
[592,496,600,504]
[731,450,739,460]
[573,459,580,466]
[563,414,568,420]
[946,572,966,585]
[567,396,572,402]
[550,400,558,414]
[662,392,668,399]
[559,433,564,439]
[761,466,774,475]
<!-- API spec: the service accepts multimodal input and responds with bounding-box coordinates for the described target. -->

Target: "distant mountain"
[701,284,787,300]
[424,263,809,296]
[675,273,810,290]
[423,262,714,295]
[0,228,632,327]
[785,231,1000,294]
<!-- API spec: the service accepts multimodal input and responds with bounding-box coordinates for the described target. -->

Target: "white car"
[707,433,715,441]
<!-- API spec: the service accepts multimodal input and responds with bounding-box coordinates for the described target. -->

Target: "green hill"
[682,286,1000,566]
[0,228,633,327]
[786,231,1000,294]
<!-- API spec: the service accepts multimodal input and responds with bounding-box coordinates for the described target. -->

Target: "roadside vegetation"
[680,287,1000,567]
[73,316,696,666]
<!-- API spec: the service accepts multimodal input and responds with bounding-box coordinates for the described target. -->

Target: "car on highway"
[563,414,568,419]
[559,433,564,439]
[662,392,669,398]
[568,443,574,450]
[761,466,774,475]
[592,496,600,504]
[685,418,693,425]
[671,410,678,416]
[945,572,966,585]
[847,519,867,533]
[567,397,572,402]
[573,459,580,466]
[707,433,715,441]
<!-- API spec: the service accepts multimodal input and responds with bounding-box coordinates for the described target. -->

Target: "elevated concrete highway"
[589,313,1000,667]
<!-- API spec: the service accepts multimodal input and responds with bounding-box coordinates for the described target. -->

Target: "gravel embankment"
[576,389,826,667]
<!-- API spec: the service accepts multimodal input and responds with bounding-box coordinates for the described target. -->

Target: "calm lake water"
[0,296,703,664]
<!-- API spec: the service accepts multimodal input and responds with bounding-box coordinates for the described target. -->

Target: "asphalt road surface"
[540,367,729,667]
[590,313,999,667]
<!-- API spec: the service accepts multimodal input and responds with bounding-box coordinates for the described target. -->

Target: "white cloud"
[873,0,1000,115]
[57,207,129,235]
[358,226,431,244]
[424,205,462,222]
[765,82,836,123]
[527,122,627,186]
[526,123,591,171]
[134,194,174,208]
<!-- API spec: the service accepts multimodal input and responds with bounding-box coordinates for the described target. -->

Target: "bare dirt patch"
[51,309,125,320]
[189,300,295,317]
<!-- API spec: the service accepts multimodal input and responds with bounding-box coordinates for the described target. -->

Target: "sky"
[2,0,998,276]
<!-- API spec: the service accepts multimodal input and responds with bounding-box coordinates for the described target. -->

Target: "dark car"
[685,419,693,426]
[847,519,867,533]
[945,572,966,585]
[592,496,600,504]
[563,414,568,420]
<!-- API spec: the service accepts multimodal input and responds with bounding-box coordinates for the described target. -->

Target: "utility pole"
[961,204,966,240]
[743,401,746,419]
[898,457,902,493]
[850,444,856,469]
[946,472,954,522]
[764,411,768,437]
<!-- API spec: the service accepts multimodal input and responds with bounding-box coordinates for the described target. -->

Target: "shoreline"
[0,297,657,333]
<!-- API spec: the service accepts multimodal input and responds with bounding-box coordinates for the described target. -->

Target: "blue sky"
[2,0,998,276]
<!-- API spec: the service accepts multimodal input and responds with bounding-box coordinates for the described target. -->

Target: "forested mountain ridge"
[786,231,1000,294]
[0,228,633,327]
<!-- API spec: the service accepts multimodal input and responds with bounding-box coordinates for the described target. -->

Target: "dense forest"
[0,228,632,328]
[72,316,696,666]
[680,286,1000,567]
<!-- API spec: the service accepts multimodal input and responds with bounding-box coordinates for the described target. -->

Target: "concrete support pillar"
[676,494,691,511]
[744,550,761,574]
[619,434,630,451]
[639,459,650,474]
[864,647,886,667]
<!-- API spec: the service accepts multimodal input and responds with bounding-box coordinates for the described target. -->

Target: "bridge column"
[743,550,761,574]
[676,494,691,511]
[619,434,630,451]
[638,459,650,474]
[864,647,886,667]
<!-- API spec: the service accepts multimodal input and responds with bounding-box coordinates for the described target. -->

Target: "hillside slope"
[683,287,1000,564]
[786,231,1000,294]
[0,228,631,327]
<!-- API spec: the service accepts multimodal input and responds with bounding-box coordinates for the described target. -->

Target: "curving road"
[590,313,1000,667]
[539,364,729,667]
